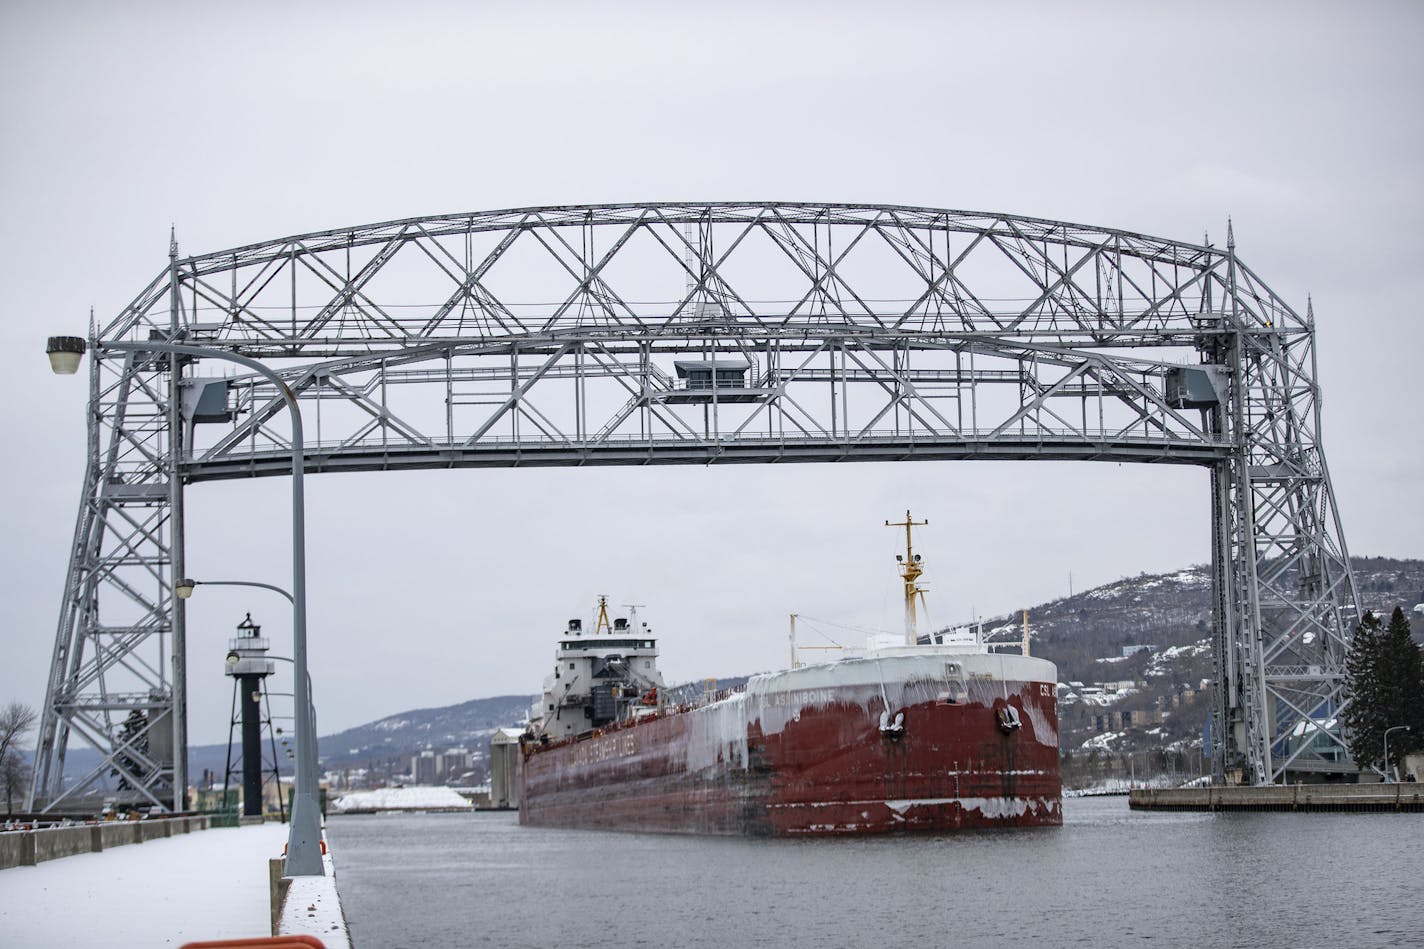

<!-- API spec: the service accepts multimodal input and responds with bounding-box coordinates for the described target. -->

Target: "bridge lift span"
[30,203,1359,812]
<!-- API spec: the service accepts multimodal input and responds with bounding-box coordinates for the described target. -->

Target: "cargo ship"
[518,513,1061,835]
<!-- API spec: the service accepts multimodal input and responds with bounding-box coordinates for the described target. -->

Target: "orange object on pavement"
[179,937,325,948]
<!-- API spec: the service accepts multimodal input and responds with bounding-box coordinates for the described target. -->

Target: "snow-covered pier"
[0,820,352,947]
[1130,783,1424,812]
[330,784,475,813]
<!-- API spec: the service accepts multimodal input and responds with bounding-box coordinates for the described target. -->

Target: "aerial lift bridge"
[30,203,1359,811]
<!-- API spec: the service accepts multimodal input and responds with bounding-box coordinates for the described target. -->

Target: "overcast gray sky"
[3,0,1420,745]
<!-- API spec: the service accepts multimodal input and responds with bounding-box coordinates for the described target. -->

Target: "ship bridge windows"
[559,639,656,652]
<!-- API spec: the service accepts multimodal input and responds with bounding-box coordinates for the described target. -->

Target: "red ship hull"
[520,652,1061,835]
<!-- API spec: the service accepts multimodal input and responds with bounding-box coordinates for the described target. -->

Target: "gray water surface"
[327,797,1421,948]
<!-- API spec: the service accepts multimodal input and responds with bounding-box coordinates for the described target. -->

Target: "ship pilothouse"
[533,596,667,742]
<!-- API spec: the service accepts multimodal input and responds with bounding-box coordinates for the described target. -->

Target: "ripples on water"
[327,797,1421,948]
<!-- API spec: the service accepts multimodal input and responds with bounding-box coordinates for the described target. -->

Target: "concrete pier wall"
[1130,783,1424,812]
[137,820,171,842]
[31,826,93,862]
[0,816,213,870]
[96,822,137,850]
[0,833,28,868]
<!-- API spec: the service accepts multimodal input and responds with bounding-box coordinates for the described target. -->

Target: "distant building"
[1092,708,1164,732]
[412,750,438,785]
[408,746,480,785]
[1122,644,1156,658]
[1158,688,1201,711]
[489,728,524,809]
[441,747,473,777]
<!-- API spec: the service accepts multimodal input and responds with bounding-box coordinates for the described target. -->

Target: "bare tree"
[1,702,38,815]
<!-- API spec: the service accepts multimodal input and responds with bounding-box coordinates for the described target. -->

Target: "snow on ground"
[1075,687,1136,707]
[1145,639,1211,677]
[0,822,288,947]
[1080,730,1123,750]
[1065,775,1190,795]
[1080,566,1209,600]
[330,785,472,811]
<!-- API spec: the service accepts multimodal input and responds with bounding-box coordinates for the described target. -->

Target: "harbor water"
[326,796,1422,948]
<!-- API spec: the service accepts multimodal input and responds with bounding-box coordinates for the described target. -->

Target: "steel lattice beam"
[30,203,1358,810]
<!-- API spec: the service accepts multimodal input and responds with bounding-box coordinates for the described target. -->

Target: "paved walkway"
[0,821,288,947]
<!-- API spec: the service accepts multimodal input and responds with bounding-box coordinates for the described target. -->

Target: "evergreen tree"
[1379,607,1424,773]
[1343,608,1424,774]
[1342,612,1384,767]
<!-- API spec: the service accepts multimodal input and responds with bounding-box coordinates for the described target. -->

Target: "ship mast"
[594,595,612,635]
[885,510,928,646]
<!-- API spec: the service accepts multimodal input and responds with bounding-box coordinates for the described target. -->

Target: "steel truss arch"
[32,203,1358,810]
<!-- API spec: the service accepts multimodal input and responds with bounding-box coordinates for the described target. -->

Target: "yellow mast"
[885,510,928,645]
[594,595,612,635]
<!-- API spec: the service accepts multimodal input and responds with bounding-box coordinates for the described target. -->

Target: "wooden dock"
[1129,783,1424,812]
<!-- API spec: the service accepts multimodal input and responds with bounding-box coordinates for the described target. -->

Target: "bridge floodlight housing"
[45,336,87,375]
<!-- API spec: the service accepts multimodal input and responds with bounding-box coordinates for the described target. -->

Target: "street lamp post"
[178,578,318,819]
[47,335,324,876]
[178,578,294,605]
[1383,725,1411,783]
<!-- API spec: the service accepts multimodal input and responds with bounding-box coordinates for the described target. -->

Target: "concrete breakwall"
[273,845,353,948]
[1130,783,1424,812]
[0,816,211,870]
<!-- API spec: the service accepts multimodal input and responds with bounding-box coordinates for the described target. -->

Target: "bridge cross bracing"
[30,202,1360,811]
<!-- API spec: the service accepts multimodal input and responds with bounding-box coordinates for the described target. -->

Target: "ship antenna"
[885,510,929,646]
[595,595,612,635]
